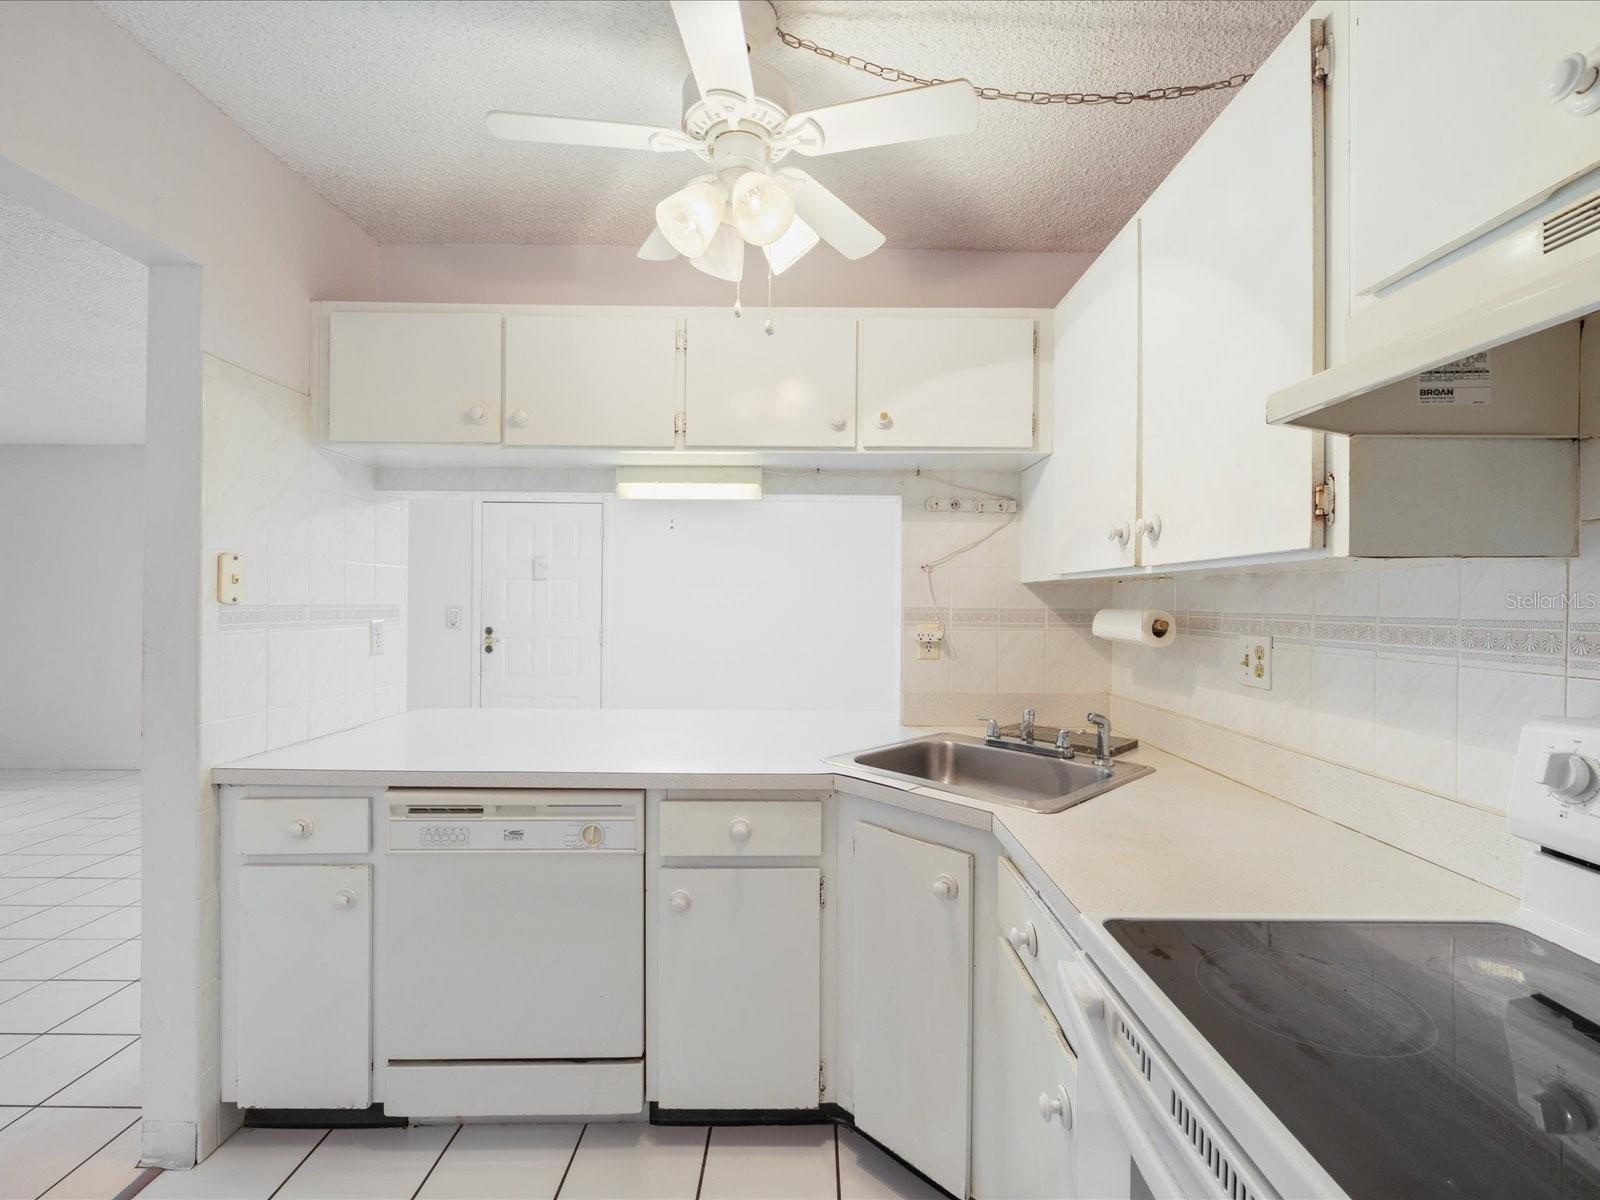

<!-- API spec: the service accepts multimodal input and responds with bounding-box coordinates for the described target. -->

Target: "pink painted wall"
[377,243,1093,309]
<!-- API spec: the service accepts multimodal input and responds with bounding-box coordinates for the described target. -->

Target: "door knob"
[728,818,752,845]
[287,818,314,839]
[1107,523,1130,547]
[1038,1086,1072,1129]
[1008,922,1038,957]
[509,410,530,429]
[668,890,692,913]
[931,874,959,900]
[465,406,487,425]
[332,889,357,910]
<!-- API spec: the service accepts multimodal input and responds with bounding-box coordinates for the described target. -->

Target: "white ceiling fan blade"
[637,228,680,261]
[781,170,885,260]
[486,111,693,152]
[784,80,979,156]
[670,0,755,102]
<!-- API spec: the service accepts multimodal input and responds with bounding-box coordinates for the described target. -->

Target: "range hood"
[1269,193,1600,435]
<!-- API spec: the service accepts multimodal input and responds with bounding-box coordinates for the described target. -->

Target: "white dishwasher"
[381,789,643,1069]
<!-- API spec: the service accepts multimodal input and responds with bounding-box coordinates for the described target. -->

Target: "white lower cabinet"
[656,867,820,1109]
[986,939,1080,1200]
[850,822,973,1197]
[236,864,371,1109]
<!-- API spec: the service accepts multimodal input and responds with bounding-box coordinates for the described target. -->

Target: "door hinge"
[675,328,687,351]
[1032,325,1039,354]
[1313,472,1336,524]
[1312,25,1330,84]
[819,1059,826,1097]
[673,412,686,436]
[819,873,826,908]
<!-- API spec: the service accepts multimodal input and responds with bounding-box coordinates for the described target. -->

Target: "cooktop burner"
[1108,919,1600,1200]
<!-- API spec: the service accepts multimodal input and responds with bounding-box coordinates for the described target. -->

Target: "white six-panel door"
[478,501,602,708]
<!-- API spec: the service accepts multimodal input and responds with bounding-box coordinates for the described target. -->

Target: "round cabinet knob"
[876,410,892,430]
[1107,523,1130,547]
[1539,751,1600,804]
[728,818,752,845]
[509,410,530,429]
[287,818,314,839]
[332,888,357,910]
[668,889,692,913]
[1037,1086,1073,1129]
[1545,52,1600,115]
[465,406,487,425]
[931,873,960,901]
[1136,514,1163,545]
[829,414,847,432]
[1008,922,1039,958]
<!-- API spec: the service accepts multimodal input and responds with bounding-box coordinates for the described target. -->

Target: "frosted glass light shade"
[763,215,820,275]
[731,171,796,246]
[689,224,746,282]
[655,180,727,258]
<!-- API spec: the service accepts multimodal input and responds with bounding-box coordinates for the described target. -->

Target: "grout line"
[32,1104,140,1199]
[34,1036,139,1107]
[408,1122,461,1199]
[694,1126,711,1200]
[552,1123,587,1199]
[267,1127,334,1200]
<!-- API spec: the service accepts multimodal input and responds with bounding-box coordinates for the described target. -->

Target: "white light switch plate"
[1237,634,1272,690]
[369,619,385,656]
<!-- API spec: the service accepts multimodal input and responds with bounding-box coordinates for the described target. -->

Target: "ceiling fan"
[486,0,979,282]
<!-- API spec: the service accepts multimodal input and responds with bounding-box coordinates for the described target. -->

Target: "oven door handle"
[1057,954,1190,1200]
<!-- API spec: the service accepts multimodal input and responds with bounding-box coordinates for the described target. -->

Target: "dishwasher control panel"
[385,789,641,852]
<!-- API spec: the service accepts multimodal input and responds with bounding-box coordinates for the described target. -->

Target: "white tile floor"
[0,773,943,1200]
[0,769,143,1200]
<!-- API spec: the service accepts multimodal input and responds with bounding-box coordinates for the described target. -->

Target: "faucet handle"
[983,717,1001,740]
[1024,707,1037,724]
[1054,728,1075,757]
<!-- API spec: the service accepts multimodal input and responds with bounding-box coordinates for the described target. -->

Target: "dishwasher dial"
[580,823,605,847]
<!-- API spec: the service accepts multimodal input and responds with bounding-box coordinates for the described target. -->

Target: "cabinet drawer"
[238,795,370,856]
[997,856,1076,1022]
[659,801,821,858]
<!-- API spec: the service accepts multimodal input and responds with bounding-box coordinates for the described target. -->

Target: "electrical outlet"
[445,605,462,630]
[916,624,944,660]
[1236,634,1272,690]
[972,498,1018,514]
[925,497,1019,514]
[369,618,386,656]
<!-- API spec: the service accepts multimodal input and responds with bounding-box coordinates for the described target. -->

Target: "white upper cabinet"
[684,316,857,448]
[503,315,677,447]
[1350,1,1600,295]
[1053,223,1140,575]
[859,317,1035,448]
[328,311,502,444]
[1138,18,1324,568]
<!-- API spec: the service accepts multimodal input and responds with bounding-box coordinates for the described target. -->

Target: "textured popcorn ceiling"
[0,198,147,445]
[97,0,1307,251]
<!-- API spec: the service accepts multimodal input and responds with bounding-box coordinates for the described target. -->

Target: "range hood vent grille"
[1543,193,1600,255]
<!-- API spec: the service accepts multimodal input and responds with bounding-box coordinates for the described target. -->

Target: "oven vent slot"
[1171,1092,1257,1200]
[405,805,486,815]
[1113,1012,1153,1081]
[1542,192,1600,254]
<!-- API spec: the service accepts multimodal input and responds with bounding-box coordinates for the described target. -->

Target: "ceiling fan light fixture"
[730,170,796,246]
[655,179,727,258]
[764,215,819,275]
[689,223,746,282]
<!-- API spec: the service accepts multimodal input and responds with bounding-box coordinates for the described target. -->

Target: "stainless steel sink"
[841,733,1151,813]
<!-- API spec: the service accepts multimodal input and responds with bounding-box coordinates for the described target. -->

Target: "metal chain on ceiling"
[768,7,1254,105]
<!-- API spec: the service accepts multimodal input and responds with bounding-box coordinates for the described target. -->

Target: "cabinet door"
[684,316,856,447]
[657,868,820,1109]
[1351,1,1600,293]
[860,317,1035,448]
[328,311,502,443]
[1054,222,1140,575]
[850,823,972,1197]
[985,941,1079,1200]
[504,315,678,447]
[236,864,370,1108]
[1138,19,1322,568]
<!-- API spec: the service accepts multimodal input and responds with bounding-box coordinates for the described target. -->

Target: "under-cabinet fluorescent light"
[614,467,763,500]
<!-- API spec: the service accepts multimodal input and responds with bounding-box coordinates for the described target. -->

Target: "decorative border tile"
[219,604,401,631]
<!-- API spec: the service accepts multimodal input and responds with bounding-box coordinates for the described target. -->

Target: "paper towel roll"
[1091,608,1175,647]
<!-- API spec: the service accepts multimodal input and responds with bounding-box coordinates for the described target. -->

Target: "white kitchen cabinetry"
[683,316,857,448]
[983,941,1079,1200]
[859,317,1035,448]
[850,822,973,1197]
[656,867,820,1109]
[503,315,678,447]
[327,311,502,444]
[236,864,371,1108]
[1052,222,1141,574]
[1350,1,1600,295]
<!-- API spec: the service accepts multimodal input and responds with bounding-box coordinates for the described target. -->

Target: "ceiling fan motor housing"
[680,60,796,144]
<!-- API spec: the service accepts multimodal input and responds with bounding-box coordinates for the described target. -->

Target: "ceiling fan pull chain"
[733,276,742,318]
[765,263,776,336]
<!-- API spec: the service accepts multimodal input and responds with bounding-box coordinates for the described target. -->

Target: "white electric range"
[1059,716,1600,1200]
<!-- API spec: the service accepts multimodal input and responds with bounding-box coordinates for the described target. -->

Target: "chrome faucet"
[1086,712,1113,766]
[984,717,1001,741]
[1019,707,1037,743]
[1054,727,1076,759]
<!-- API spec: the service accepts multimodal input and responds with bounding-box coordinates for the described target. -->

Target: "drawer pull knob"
[728,818,752,845]
[1038,1086,1072,1129]
[668,890,692,913]
[288,818,315,839]
[332,889,357,910]
[1008,922,1038,957]
[932,874,959,900]
[465,406,487,425]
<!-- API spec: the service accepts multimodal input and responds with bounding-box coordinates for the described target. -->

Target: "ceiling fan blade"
[637,228,680,261]
[784,80,979,156]
[486,111,692,152]
[780,170,885,260]
[670,0,755,102]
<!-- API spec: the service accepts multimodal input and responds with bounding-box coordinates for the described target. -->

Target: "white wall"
[407,494,475,710]
[0,445,142,767]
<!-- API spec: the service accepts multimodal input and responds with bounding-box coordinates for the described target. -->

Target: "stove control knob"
[1534,1079,1594,1134]
[1538,751,1600,804]
[580,823,605,847]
